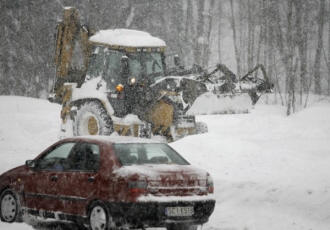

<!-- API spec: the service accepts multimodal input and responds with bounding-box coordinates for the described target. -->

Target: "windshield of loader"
[87,46,165,91]
[127,52,164,83]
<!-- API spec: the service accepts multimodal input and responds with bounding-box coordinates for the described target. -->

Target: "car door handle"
[50,176,58,181]
[88,177,95,182]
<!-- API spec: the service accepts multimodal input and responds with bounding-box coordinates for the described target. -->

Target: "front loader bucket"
[186,92,252,115]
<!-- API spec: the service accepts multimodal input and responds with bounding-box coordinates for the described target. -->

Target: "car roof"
[61,135,162,145]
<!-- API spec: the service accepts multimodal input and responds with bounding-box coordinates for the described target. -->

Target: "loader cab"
[86,45,166,92]
[86,45,166,117]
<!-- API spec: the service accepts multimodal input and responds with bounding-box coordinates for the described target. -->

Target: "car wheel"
[88,202,116,230]
[73,101,113,136]
[0,190,22,223]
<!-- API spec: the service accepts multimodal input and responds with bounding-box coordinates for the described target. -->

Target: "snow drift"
[0,95,330,230]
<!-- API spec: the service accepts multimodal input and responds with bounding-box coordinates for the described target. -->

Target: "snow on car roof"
[89,29,166,47]
[70,135,162,144]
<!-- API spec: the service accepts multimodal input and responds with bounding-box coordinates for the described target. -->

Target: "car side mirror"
[25,160,36,168]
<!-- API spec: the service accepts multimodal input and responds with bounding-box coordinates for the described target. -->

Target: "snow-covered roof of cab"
[89,29,166,51]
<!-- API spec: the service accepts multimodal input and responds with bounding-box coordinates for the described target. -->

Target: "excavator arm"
[49,7,94,104]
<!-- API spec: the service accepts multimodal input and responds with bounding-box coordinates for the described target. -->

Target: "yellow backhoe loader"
[49,7,273,142]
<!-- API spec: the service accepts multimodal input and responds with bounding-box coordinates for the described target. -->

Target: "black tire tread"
[73,101,113,136]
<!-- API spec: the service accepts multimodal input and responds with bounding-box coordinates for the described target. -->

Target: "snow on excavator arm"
[49,7,94,104]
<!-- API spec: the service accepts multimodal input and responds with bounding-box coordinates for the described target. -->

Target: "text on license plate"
[165,206,194,216]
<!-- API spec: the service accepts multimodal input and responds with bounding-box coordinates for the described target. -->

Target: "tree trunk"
[218,2,222,63]
[295,0,308,105]
[247,0,255,70]
[229,0,241,76]
[328,0,330,96]
[195,0,204,65]
[202,0,215,67]
[286,0,294,116]
[314,0,325,95]
[255,0,265,79]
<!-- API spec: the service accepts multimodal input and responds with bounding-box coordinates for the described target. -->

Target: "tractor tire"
[73,101,113,136]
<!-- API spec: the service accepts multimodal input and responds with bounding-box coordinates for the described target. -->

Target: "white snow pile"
[0,95,330,230]
[90,29,166,47]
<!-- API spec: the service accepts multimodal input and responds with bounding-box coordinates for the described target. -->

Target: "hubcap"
[1,194,17,222]
[90,206,107,230]
[88,116,98,135]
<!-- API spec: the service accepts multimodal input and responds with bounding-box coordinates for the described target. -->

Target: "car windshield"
[127,52,164,82]
[113,143,189,166]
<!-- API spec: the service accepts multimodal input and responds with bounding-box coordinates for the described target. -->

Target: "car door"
[24,142,77,212]
[56,142,101,216]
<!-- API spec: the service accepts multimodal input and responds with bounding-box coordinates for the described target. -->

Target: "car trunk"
[117,164,209,197]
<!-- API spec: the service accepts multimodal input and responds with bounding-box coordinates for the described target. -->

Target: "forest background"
[1,0,330,115]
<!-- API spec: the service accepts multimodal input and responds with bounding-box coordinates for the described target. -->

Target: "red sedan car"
[0,136,215,230]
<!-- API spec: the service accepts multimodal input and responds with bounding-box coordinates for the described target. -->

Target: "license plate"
[165,206,194,216]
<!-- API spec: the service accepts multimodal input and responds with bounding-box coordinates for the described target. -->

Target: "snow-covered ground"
[0,95,330,230]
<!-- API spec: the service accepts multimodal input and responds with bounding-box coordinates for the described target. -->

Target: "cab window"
[87,46,105,78]
[103,50,123,91]
[127,52,164,82]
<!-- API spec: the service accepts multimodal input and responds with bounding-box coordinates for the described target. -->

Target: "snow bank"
[1,96,330,230]
[171,103,330,230]
[0,96,61,173]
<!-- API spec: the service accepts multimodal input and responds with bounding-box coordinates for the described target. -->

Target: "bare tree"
[314,0,325,95]
[328,0,330,96]
[229,0,241,76]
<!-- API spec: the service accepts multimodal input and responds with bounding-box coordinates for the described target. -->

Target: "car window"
[36,142,76,171]
[113,143,189,166]
[66,143,100,171]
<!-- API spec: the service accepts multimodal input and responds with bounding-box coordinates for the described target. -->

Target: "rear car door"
[56,142,101,216]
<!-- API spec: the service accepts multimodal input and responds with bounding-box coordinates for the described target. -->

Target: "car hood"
[0,165,27,187]
[0,165,25,178]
